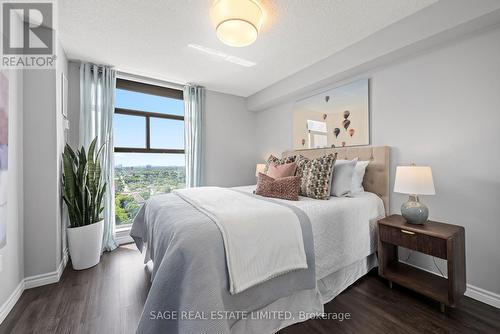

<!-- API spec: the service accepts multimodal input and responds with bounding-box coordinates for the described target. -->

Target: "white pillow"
[330,158,358,197]
[351,160,370,194]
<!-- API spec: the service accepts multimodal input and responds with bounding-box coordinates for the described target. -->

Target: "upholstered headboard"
[282,146,390,214]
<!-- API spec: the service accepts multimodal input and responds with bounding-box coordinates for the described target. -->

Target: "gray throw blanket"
[131,190,315,334]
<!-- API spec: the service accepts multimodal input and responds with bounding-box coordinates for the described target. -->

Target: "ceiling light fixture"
[188,44,257,67]
[210,0,264,47]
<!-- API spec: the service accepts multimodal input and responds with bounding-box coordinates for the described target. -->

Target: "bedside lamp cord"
[402,251,446,278]
[433,256,445,278]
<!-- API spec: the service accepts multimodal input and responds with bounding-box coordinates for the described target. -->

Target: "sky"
[114,89,185,167]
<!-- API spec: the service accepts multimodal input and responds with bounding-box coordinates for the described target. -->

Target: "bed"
[131,146,390,334]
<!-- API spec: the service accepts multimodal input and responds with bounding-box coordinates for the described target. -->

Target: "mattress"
[232,254,379,334]
[235,186,385,279]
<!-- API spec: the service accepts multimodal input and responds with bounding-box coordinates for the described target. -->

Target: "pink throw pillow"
[267,162,297,179]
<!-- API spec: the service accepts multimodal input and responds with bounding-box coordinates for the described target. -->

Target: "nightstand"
[377,214,466,312]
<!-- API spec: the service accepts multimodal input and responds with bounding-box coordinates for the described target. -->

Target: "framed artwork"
[293,79,370,149]
[0,72,8,249]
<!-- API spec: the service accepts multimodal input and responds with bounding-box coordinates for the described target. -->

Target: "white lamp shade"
[255,163,266,177]
[211,0,264,47]
[394,166,436,195]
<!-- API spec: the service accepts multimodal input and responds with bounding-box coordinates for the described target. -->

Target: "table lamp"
[255,164,266,177]
[394,165,435,224]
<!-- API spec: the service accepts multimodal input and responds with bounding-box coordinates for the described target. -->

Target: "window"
[306,120,327,149]
[114,79,185,227]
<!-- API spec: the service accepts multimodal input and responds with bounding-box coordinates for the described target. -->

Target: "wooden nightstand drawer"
[379,224,447,259]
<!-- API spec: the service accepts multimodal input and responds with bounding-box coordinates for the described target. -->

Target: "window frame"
[114,78,185,154]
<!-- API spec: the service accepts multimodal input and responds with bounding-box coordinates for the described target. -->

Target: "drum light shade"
[394,166,436,195]
[211,0,264,47]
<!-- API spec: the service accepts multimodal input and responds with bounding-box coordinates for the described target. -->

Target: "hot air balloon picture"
[291,78,369,149]
[342,119,350,130]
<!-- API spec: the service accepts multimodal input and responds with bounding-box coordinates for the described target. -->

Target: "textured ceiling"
[59,0,437,97]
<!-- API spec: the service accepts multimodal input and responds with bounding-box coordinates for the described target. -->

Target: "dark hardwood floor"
[1,245,499,334]
[0,244,151,334]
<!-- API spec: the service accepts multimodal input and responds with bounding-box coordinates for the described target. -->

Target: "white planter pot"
[67,220,104,270]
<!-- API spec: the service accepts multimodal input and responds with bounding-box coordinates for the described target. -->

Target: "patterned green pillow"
[264,155,296,173]
[296,153,337,200]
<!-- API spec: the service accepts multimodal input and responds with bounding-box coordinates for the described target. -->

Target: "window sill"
[115,226,134,246]
[116,225,132,233]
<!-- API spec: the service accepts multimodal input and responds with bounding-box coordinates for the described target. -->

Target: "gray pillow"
[330,158,358,197]
[351,160,370,194]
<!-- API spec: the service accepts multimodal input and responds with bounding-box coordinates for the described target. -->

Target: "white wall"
[254,26,500,297]
[23,69,59,277]
[204,90,257,186]
[67,62,80,149]
[0,69,24,322]
[255,102,294,162]
[22,43,68,279]
[371,27,500,296]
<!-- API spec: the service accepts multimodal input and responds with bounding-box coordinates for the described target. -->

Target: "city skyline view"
[114,152,185,167]
[113,87,186,225]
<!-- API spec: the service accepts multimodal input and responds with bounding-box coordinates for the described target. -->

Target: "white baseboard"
[399,260,500,309]
[0,280,24,324]
[465,285,500,309]
[24,248,69,289]
[24,270,60,289]
[0,248,69,325]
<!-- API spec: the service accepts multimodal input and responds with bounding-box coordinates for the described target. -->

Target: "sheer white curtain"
[183,85,205,187]
[80,63,118,252]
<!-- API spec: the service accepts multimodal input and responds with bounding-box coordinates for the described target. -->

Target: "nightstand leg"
[389,281,393,289]
[440,303,445,313]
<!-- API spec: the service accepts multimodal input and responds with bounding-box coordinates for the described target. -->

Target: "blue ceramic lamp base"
[401,195,429,225]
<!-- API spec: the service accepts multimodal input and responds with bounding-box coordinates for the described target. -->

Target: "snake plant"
[62,137,106,228]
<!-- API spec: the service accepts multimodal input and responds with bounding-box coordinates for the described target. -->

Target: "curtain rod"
[79,62,113,71]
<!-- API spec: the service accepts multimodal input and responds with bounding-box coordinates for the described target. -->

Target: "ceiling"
[59,0,437,97]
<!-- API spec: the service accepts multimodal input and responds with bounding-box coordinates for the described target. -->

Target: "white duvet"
[235,186,386,279]
[174,187,307,294]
